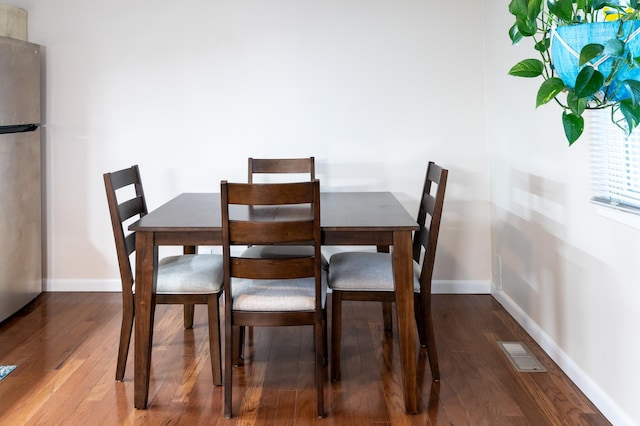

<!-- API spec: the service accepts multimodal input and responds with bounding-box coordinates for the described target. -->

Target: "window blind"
[590,110,640,214]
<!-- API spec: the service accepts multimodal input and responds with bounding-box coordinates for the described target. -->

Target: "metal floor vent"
[498,341,547,373]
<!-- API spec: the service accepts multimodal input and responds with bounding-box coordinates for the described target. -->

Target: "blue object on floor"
[0,365,17,382]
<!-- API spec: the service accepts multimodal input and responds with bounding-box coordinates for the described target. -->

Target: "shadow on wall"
[429,165,492,281]
[492,167,610,351]
[494,168,568,345]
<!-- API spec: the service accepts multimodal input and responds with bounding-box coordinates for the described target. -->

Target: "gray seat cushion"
[232,270,328,311]
[328,251,420,292]
[241,245,329,270]
[134,254,224,294]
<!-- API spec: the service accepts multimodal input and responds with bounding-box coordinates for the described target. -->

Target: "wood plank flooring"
[0,293,610,425]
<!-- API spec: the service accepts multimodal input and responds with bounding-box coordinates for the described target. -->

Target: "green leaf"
[508,59,544,77]
[508,0,528,19]
[623,80,640,104]
[577,0,587,12]
[579,44,604,66]
[562,112,584,145]
[535,37,550,53]
[574,66,604,98]
[548,0,575,22]
[567,91,588,115]
[604,39,625,57]
[527,0,543,21]
[620,99,640,132]
[516,16,537,37]
[509,0,538,36]
[509,23,523,44]
[536,78,566,107]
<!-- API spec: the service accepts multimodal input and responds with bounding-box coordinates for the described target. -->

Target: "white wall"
[482,2,640,425]
[7,0,638,423]
[11,0,490,289]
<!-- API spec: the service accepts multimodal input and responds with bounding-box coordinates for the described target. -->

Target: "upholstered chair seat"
[231,271,327,311]
[131,254,224,294]
[328,251,420,292]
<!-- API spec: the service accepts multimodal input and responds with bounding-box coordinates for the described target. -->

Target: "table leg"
[392,230,418,414]
[134,231,158,409]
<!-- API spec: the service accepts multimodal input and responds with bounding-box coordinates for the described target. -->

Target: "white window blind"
[590,110,640,214]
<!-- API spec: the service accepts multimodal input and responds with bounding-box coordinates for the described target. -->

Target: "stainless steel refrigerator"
[0,36,42,323]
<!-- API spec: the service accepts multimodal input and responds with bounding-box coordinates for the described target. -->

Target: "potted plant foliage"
[508,0,640,145]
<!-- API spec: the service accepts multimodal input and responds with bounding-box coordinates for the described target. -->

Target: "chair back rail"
[248,157,315,182]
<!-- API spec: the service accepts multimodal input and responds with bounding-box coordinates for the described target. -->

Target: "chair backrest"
[412,161,448,292]
[103,165,148,294]
[220,180,322,309]
[248,157,315,183]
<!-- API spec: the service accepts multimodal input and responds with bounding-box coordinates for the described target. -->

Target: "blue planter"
[551,20,640,101]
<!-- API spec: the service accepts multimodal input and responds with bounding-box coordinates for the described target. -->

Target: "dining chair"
[328,161,448,382]
[104,165,224,385]
[237,157,326,363]
[243,157,327,265]
[221,179,326,418]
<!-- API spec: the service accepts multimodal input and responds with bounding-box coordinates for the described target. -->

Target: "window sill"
[593,203,640,231]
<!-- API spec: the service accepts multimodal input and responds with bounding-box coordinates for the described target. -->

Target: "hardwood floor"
[0,293,610,425]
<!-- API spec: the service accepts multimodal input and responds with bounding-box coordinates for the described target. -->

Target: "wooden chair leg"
[330,290,343,381]
[420,291,440,381]
[232,326,244,366]
[315,320,325,418]
[116,293,134,381]
[323,308,328,365]
[207,294,222,386]
[381,301,393,332]
[181,247,196,328]
[183,303,195,329]
[183,245,197,255]
[425,305,440,381]
[311,309,328,363]
[414,293,427,347]
[376,246,393,333]
[224,318,233,418]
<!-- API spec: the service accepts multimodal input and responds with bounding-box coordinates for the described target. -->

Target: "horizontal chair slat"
[250,158,313,174]
[118,196,145,222]
[109,167,139,190]
[226,182,315,205]
[229,221,315,244]
[231,257,316,279]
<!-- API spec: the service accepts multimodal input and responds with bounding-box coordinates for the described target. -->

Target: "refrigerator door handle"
[0,124,38,134]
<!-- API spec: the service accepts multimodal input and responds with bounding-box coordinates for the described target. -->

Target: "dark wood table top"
[130,192,418,234]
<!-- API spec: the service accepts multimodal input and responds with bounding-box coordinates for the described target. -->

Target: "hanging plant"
[508,0,640,145]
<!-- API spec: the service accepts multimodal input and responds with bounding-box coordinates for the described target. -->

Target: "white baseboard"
[432,279,491,294]
[492,289,634,426]
[44,279,492,294]
[44,279,121,292]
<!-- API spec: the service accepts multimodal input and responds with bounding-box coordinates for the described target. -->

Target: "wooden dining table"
[129,191,421,413]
